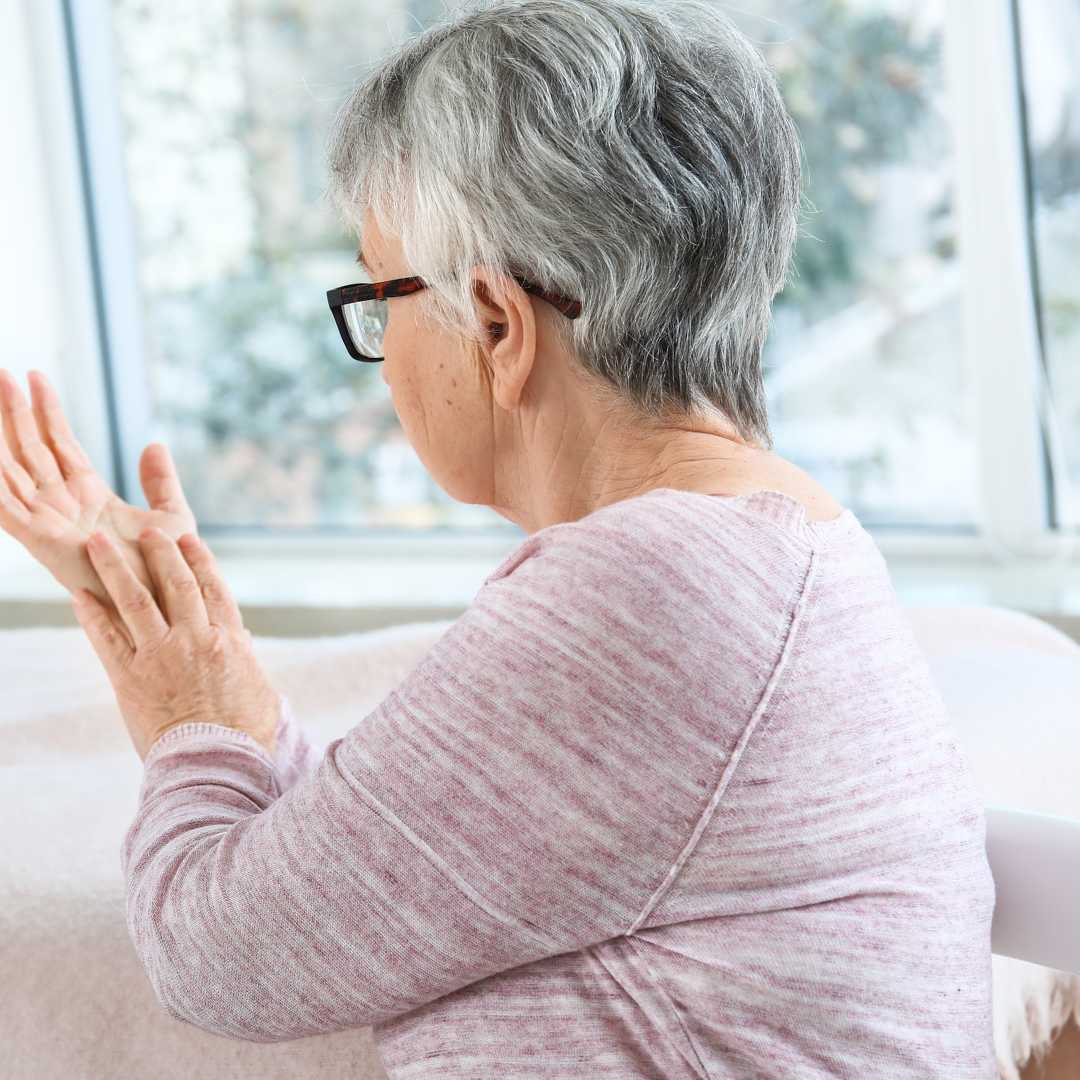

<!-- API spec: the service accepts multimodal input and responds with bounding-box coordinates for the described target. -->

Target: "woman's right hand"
[0,368,200,634]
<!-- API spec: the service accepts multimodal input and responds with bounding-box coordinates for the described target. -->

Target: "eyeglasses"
[326,274,583,362]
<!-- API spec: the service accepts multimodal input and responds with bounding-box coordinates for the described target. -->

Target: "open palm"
[0,368,198,622]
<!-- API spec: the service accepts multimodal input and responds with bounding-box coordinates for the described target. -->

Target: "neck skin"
[488,370,770,535]
[523,433,767,534]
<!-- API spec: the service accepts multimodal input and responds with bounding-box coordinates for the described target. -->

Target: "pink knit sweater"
[123,487,996,1078]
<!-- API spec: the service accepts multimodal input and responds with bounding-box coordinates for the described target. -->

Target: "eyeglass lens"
[342,298,387,359]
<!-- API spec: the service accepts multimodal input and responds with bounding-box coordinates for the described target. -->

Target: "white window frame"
[5,0,1078,618]
[943,0,1057,556]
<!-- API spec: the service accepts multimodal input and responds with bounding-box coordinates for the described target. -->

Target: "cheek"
[390,362,456,451]
[387,329,489,460]
[432,363,473,434]
[389,375,425,448]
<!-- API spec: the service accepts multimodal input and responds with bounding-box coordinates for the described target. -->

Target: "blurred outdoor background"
[87,0,1079,532]
[6,0,1080,538]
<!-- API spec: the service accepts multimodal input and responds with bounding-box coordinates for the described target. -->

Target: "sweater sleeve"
[267,693,325,796]
[120,531,726,1043]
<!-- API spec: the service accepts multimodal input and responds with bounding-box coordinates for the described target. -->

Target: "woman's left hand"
[73,525,280,763]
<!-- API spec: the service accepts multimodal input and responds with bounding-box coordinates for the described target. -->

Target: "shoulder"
[388,492,818,739]
[482,489,705,590]
[487,487,809,578]
[478,490,811,647]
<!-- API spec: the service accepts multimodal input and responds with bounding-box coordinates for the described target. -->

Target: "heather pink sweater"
[123,488,996,1078]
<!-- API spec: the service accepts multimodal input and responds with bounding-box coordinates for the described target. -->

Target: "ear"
[470,267,538,412]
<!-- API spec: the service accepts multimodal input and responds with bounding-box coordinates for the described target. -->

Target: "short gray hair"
[324,0,805,450]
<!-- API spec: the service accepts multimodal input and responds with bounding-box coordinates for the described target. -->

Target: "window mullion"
[943,0,1050,559]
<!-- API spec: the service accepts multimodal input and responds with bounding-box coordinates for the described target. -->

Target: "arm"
[120,527,719,1042]
[133,692,324,801]
[267,694,325,795]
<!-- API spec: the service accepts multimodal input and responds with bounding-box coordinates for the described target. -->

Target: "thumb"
[139,442,192,516]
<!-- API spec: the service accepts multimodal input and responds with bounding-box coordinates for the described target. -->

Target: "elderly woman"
[0,0,994,1075]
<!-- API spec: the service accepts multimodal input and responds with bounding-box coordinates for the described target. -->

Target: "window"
[1014,0,1080,519]
[729,0,975,527]
[99,0,473,531]
[53,0,1056,545]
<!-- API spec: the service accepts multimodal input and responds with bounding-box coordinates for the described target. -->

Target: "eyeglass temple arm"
[512,276,582,320]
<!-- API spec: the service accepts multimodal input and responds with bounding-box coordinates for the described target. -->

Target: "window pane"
[105,0,974,531]
[107,0,497,530]
[1015,0,1080,522]
[727,0,976,528]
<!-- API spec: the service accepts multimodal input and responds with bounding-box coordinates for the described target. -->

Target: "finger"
[139,527,208,630]
[74,585,136,651]
[28,370,96,482]
[0,369,65,490]
[177,532,244,632]
[86,530,169,647]
[71,588,134,675]
[0,376,38,505]
[139,443,194,517]
[0,454,36,507]
[97,592,136,652]
[0,461,33,537]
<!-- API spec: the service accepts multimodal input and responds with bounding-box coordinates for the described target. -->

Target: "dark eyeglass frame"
[326,274,583,362]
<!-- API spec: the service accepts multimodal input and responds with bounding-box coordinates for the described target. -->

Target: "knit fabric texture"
[122,487,996,1078]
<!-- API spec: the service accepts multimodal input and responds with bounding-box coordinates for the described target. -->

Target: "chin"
[487,503,523,529]
[419,465,470,505]
[434,474,513,522]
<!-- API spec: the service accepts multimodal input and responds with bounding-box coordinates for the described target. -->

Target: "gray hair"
[324,0,805,450]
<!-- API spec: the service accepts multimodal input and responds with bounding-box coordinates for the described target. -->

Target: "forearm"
[268,694,325,796]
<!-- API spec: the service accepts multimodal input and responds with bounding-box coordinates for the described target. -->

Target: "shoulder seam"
[625,545,824,934]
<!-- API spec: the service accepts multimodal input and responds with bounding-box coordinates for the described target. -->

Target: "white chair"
[986,805,1080,976]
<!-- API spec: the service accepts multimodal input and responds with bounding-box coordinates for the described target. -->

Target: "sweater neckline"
[483,486,865,587]
[646,486,863,544]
